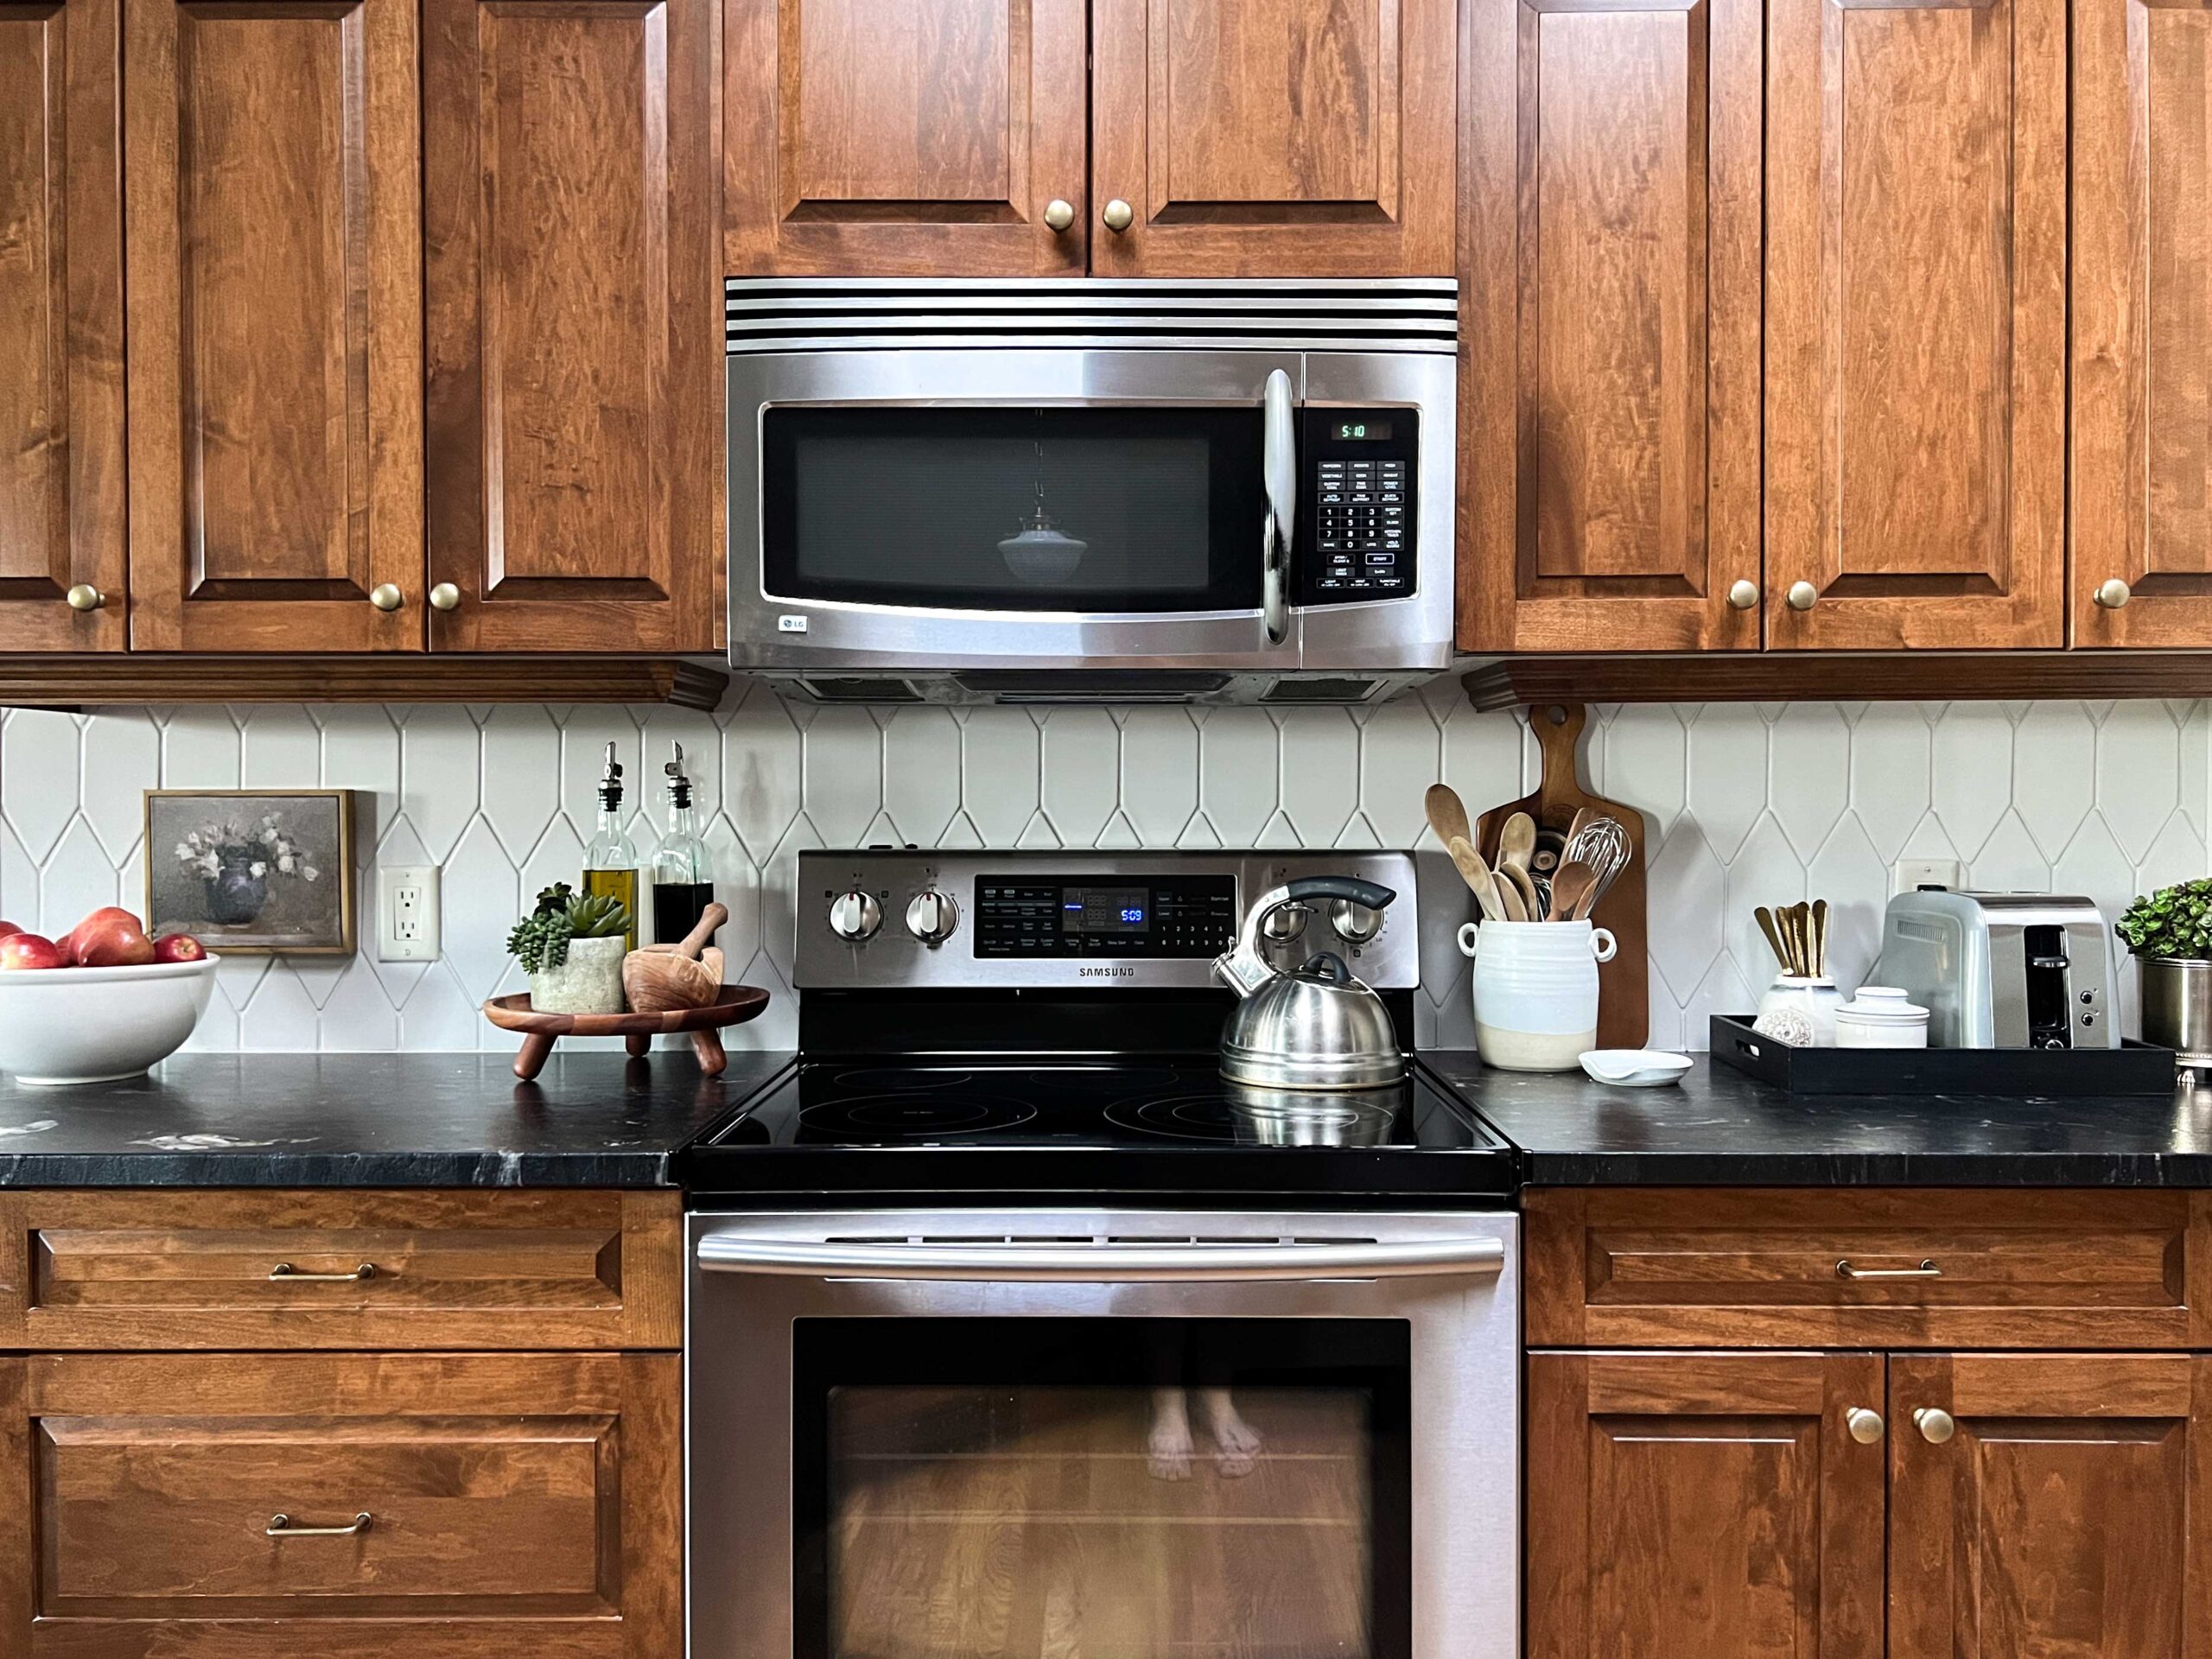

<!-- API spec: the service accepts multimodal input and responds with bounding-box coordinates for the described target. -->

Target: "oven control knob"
[828,889,882,943]
[905,888,959,947]
[1329,899,1382,944]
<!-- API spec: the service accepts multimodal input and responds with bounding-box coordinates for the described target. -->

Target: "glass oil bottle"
[582,741,639,952]
[651,741,716,948]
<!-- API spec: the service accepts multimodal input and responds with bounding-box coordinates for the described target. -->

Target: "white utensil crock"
[1457,919,1618,1072]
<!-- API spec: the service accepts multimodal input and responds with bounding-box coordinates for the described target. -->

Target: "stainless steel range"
[684,849,1520,1659]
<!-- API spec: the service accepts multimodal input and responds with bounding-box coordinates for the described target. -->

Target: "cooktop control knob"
[906,888,959,947]
[1329,899,1382,944]
[828,888,882,943]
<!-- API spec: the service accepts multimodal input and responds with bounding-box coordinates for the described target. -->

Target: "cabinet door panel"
[1765,0,2064,646]
[424,0,719,651]
[2074,0,2212,644]
[1889,1353,2212,1659]
[0,0,125,652]
[124,0,423,652]
[724,0,1087,274]
[1528,1351,1885,1659]
[1459,0,1759,649]
[1090,0,1455,275]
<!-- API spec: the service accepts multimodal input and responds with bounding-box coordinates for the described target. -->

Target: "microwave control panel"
[1298,408,1415,605]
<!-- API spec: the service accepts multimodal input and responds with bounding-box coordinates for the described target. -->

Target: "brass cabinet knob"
[1914,1406,1956,1445]
[65,584,105,613]
[1846,1407,1885,1446]
[368,582,404,612]
[1042,198,1076,233]
[429,582,461,612]
[1786,580,1818,612]
[1726,579,1758,611]
[1102,198,1135,232]
[2094,577,2133,609]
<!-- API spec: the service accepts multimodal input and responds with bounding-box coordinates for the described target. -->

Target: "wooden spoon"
[1811,898,1830,977]
[1754,906,1790,971]
[1549,861,1597,922]
[1425,784,1473,852]
[1498,859,1541,921]
[1447,836,1510,923]
[1498,810,1538,877]
[623,902,730,1014]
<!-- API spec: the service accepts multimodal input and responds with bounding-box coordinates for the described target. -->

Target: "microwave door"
[728,349,1307,672]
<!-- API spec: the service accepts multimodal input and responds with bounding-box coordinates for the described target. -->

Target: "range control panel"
[795,850,1421,991]
[1298,408,1416,605]
[976,876,1237,958]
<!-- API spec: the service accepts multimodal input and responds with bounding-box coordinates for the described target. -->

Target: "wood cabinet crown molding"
[1461,651,2212,710]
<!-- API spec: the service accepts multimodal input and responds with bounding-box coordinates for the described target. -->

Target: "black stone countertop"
[1424,1052,2212,1186]
[0,1051,793,1188]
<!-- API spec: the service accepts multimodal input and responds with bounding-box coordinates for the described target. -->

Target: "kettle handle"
[1277,875,1395,912]
[1216,877,1398,997]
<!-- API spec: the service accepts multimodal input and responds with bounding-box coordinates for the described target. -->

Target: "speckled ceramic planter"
[528,936,627,1015]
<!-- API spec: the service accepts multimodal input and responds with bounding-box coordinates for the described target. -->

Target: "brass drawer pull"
[267,1511,372,1537]
[1836,1258,1940,1280]
[269,1262,377,1282]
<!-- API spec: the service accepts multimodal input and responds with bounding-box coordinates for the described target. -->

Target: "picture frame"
[141,789,358,957]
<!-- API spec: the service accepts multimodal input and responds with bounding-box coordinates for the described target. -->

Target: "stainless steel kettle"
[1214,876,1405,1090]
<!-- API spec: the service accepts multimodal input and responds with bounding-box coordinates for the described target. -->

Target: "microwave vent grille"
[725,277,1459,354]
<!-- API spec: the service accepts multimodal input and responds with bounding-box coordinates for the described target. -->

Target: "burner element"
[1104,1085,1405,1147]
[798,1093,1039,1143]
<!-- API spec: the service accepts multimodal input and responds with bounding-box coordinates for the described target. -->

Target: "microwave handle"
[1262,367,1296,645]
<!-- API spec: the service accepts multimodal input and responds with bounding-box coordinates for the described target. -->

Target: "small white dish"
[1578,1049,1694,1088]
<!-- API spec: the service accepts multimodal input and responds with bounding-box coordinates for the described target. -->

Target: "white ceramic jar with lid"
[1833,985,1929,1048]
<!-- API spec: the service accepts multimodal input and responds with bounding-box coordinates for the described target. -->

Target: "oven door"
[686,1209,1518,1659]
[727,351,1451,673]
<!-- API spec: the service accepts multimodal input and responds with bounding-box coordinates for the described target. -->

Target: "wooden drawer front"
[1525,1189,2208,1349]
[0,1192,680,1351]
[7,1352,678,1657]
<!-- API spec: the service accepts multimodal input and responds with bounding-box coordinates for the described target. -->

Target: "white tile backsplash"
[2,695,2207,1055]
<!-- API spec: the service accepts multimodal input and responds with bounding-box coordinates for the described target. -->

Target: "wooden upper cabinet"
[724,0,1089,275]
[0,0,126,653]
[1889,1353,2212,1658]
[1764,0,2066,649]
[1527,1350,1885,1659]
[424,0,721,652]
[1459,0,1762,651]
[1089,0,1456,276]
[123,0,424,652]
[2073,0,2212,645]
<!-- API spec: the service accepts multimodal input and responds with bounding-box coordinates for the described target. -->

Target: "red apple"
[153,932,207,964]
[67,906,156,968]
[0,921,20,938]
[0,933,66,970]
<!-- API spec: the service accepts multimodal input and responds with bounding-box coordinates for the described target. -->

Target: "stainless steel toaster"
[1872,890,2118,1049]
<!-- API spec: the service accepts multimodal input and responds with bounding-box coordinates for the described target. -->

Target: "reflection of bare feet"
[1147,1387,1193,1480]
[1198,1387,1262,1477]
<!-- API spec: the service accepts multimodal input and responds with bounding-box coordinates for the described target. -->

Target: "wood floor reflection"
[828,1387,1372,1659]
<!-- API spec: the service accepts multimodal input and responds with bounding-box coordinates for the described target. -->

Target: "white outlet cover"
[378,864,442,962]
[1893,857,1961,894]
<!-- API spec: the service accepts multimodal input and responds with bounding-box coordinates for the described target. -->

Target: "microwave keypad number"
[1303,409,1415,604]
[975,877,1238,958]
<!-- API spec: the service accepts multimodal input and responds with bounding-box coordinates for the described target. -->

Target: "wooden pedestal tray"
[482,987,769,1081]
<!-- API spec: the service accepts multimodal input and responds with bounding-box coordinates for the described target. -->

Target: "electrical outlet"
[378,864,442,962]
[1894,857,1961,894]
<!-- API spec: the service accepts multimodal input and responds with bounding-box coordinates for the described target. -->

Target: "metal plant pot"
[2139,957,2212,1065]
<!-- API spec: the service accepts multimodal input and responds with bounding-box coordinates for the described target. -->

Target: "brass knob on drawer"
[1042,198,1076,232]
[429,582,461,612]
[66,584,105,612]
[2094,577,2133,609]
[1846,1407,1885,1445]
[1102,198,1135,232]
[368,583,404,612]
[1786,581,1818,611]
[1726,580,1758,611]
[1914,1406,1956,1445]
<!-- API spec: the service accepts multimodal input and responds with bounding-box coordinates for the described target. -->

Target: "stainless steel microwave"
[725,278,1457,704]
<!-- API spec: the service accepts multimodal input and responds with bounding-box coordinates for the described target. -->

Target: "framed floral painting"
[142,790,357,956]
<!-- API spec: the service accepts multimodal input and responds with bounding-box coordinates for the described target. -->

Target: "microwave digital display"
[1332,419,1394,442]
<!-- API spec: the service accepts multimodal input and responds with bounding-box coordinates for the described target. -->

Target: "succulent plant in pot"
[2116,878,2212,1065]
[509,883,633,1015]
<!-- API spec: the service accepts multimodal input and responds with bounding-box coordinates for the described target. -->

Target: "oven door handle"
[696,1234,1504,1282]
[1262,366,1296,645]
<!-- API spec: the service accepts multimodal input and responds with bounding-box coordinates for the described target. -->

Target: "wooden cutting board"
[1474,702,1649,1049]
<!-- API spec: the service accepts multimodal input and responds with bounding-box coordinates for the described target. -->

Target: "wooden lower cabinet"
[0,1350,679,1657]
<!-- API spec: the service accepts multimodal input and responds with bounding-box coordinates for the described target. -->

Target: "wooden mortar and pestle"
[623,903,730,1018]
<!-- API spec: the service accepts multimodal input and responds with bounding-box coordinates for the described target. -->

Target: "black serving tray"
[1709,1015,2177,1096]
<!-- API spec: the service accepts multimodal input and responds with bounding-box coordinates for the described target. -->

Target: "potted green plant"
[508,883,632,1015]
[2116,877,2212,1065]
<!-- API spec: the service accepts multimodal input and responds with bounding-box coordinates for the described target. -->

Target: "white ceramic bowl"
[1579,1049,1694,1088]
[0,957,219,1085]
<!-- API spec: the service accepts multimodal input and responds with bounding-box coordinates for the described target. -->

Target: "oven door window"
[793,1318,1410,1659]
[761,408,1268,612]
